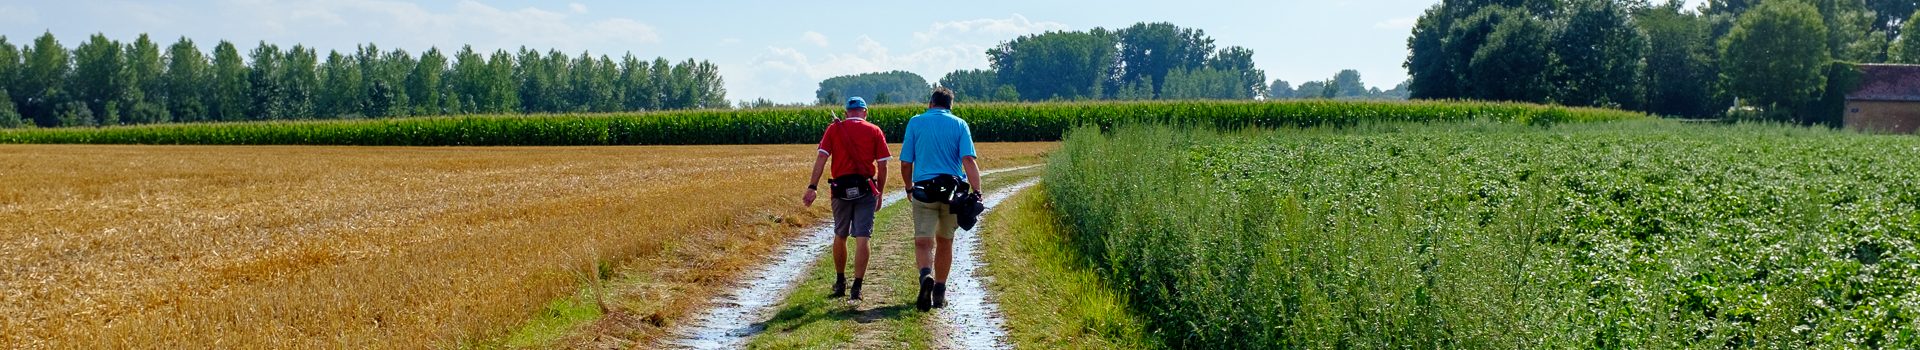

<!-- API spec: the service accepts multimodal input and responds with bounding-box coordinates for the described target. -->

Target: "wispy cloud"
[912,14,1067,45]
[802,31,829,48]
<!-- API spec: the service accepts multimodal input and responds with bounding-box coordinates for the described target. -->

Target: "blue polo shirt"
[900,108,977,182]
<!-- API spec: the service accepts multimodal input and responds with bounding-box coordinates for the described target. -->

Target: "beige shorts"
[910,198,960,239]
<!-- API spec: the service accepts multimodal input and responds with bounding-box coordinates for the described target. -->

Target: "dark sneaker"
[916,275,935,311]
[829,277,846,299]
[849,278,864,301]
[932,283,947,309]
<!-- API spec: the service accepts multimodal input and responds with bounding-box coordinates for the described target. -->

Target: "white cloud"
[912,14,1067,45]
[802,31,830,47]
[568,2,587,14]
[1374,16,1417,30]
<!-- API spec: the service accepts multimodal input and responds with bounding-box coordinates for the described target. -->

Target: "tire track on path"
[928,177,1039,350]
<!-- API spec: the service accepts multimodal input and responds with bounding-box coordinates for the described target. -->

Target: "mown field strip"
[931,177,1041,350]
[665,164,1042,349]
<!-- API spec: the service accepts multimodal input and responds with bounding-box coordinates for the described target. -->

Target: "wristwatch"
[807,184,817,190]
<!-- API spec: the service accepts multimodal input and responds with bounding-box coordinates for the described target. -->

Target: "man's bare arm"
[901,162,915,193]
[962,156,981,193]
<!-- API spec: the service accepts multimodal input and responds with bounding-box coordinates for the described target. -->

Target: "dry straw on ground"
[0,143,1054,348]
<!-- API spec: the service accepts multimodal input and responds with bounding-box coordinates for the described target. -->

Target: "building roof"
[1849,64,1920,102]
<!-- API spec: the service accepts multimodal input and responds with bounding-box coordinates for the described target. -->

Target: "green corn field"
[1047,121,1920,349]
[0,100,1642,145]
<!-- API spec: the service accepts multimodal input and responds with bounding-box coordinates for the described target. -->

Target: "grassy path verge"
[977,185,1160,349]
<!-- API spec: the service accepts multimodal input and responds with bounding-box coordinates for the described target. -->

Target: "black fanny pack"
[829,174,873,201]
[910,175,969,204]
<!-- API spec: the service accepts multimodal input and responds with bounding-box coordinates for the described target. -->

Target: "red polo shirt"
[817,118,891,179]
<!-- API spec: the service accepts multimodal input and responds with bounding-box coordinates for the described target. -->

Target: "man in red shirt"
[803,96,891,303]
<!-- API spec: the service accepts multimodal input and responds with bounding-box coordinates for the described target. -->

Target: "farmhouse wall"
[1844,101,1920,134]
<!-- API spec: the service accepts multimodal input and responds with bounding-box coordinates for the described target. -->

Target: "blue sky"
[2,0,1705,104]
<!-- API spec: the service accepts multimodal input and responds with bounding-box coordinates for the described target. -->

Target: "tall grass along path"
[666,164,1040,349]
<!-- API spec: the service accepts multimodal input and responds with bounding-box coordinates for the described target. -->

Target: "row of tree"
[1406,0,1920,122]
[0,32,729,128]
[922,23,1272,103]
[1270,70,1413,100]
[812,22,1407,106]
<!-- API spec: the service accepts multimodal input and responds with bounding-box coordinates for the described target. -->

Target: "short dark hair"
[930,87,954,109]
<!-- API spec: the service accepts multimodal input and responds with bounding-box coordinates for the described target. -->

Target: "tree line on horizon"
[812,22,1410,107]
[1408,0,1920,123]
[0,32,728,128]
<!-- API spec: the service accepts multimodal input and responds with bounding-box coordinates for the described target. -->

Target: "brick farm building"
[1844,64,1920,133]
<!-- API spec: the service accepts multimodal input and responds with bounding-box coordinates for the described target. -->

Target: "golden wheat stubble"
[0,142,1055,348]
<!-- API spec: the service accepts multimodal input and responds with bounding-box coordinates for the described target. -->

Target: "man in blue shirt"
[899,87,981,311]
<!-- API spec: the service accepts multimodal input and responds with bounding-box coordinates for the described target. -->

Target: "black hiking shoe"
[849,278,864,301]
[829,277,846,299]
[932,283,947,309]
[916,275,935,311]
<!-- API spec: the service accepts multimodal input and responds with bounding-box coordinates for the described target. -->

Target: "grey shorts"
[832,194,878,238]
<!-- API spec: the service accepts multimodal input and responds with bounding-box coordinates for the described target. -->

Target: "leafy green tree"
[484,49,520,113]
[1407,4,1461,99]
[816,71,930,105]
[448,46,486,114]
[122,34,168,124]
[1895,10,1920,62]
[1553,0,1648,109]
[1639,2,1723,117]
[21,32,70,126]
[937,69,1008,103]
[209,40,252,121]
[248,42,285,120]
[1467,7,1552,103]
[1268,79,1294,99]
[1207,46,1268,99]
[1115,22,1216,97]
[1296,80,1329,99]
[617,53,655,111]
[1721,0,1831,122]
[0,37,21,119]
[72,34,125,125]
[319,50,362,118]
[163,37,208,122]
[408,47,448,115]
[0,88,23,128]
[279,45,318,119]
[989,29,1119,101]
[1326,70,1369,99]
[1868,0,1917,39]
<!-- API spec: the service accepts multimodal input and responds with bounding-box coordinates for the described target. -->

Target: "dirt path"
[663,165,1040,349]
[926,177,1040,350]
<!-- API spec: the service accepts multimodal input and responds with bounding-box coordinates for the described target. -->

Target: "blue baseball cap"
[845,97,867,110]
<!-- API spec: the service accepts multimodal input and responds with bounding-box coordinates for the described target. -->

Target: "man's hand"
[803,188,818,207]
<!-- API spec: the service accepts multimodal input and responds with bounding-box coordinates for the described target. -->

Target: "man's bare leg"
[934,237,955,283]
[832,234,848,276]
[914,237,935,271]
[853,237,871,278]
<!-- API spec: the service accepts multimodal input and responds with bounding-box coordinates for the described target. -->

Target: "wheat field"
[0,143,1055,348]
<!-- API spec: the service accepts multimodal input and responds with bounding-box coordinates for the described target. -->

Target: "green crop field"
[1047,121,1920,348]
[0,100,1641,146]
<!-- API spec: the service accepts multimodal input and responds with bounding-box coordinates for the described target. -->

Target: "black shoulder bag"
[829,174,873,201]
